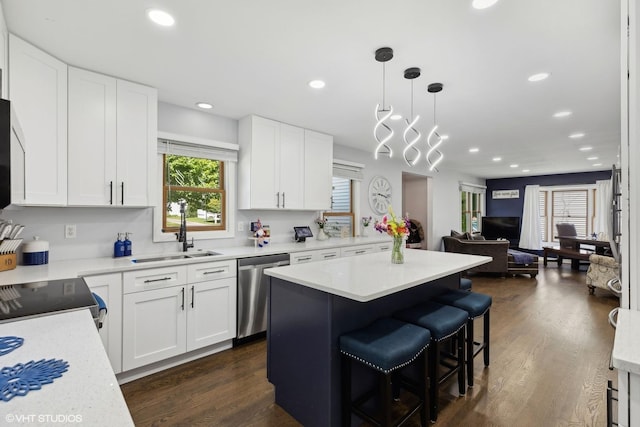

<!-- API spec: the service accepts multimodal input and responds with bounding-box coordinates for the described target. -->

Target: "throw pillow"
[470,234,486,241]
[450,230,464,238]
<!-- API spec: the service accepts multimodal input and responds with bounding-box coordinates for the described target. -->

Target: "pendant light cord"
[382,62,386,111]
[410,79,414,120]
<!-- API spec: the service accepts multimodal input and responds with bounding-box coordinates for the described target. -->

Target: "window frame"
[153,133,237,243]
[539,184,596,244]
[161,154,227,233]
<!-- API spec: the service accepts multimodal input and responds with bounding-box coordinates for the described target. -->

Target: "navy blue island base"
[267,273,461,427]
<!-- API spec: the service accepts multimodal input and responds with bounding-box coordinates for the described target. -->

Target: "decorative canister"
[22,236,49,265]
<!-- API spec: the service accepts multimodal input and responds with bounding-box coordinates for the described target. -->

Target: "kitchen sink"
[132,251,222,263]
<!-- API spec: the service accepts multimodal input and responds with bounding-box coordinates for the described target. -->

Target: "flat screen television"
[481,216,521,246]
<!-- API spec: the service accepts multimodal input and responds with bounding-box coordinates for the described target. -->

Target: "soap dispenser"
[114,233,125,258]
[124,232,132,256]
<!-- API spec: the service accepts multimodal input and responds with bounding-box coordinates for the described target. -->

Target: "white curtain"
[519,185,542,250]
[595,179,613,239]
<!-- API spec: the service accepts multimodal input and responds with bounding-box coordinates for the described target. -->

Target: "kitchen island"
[265,249,491,427]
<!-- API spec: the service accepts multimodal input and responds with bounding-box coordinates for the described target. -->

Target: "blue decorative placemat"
[0,359,69,401]
[0,337,24,357]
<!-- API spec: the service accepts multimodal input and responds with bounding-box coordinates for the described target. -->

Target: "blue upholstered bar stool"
[460,278,472,291]
[434,289,492,388]
[394,301,468,422]
[339,318,431,427]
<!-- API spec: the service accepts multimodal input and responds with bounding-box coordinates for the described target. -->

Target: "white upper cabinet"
[68,67,156,206]
[303,129,333,210]
[238,115,332,210]
[68,68,117,205]
[9,34,67,205]
[115,79,157,207]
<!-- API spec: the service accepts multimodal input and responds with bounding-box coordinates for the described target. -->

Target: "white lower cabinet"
[122,260,236,371]
[340,245,375,257]
[123,286,186,371]
[376,242,392,252]
[83,273,123,374]
[290,248,340,265]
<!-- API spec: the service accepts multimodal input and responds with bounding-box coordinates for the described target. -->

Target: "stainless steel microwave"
[0,99,26,209]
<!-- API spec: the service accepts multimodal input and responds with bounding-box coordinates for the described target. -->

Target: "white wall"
[0,102,484,261]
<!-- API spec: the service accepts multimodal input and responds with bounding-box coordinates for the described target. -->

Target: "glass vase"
[391,235,405,264]
[317,228,328,241]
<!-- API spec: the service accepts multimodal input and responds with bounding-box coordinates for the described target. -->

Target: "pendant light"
[373,47,394,159]
[402,67,422,166]
[426,82,445,172]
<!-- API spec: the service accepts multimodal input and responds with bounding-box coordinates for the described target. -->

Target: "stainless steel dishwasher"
[236,253,290,343]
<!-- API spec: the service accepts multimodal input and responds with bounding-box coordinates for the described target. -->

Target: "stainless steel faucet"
[176,201,194,252]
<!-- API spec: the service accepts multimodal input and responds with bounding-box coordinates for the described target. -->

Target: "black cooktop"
[0,277,98,324]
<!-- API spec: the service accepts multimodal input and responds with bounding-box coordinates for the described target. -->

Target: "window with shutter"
[551,190,588,238]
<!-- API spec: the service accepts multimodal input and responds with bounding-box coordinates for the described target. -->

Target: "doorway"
[402,172,432,250]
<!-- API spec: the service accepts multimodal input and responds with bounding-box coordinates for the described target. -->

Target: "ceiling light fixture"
[522,169,530,173]
[426,83,445,172]
[569,132,585,139]
[196,102,213,109]
[593,163,603,167]
[373,47,394,159]
[528,72,551,82]
[469,148,479,153]
[472,0,499,9]
[587,156,599,161]
[553,110,572,118]
[579,146,593,151]
[402,67,422,166]
[492,157,502,162]
[147,9,175,26]
[390,114,402,121]
[510,164,519,168]
[308,80,326,89]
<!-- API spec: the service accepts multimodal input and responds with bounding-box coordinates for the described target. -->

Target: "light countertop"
[0,236,390,286]
[612,308,640,375]
[265,249,491,302]
[0,309,134,426]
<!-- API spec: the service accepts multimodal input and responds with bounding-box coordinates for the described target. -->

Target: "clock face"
[368,176,392,215]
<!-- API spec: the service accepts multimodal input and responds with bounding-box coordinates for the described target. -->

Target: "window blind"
[552,190,588,237]
[330,177,351,212]
[157,132,238,162]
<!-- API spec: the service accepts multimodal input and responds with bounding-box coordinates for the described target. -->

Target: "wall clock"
[368,176,392,215]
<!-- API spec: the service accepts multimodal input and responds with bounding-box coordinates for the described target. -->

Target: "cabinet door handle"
[109,181,113,205]
[191,285,195,308]
[282,192,285,208]
[297,256,312,261]
[276,192,280,208]
[355,250,366,254]
[203,269,226,275]
[324,254,336,259]
[181,288,185,311]
[121,182,125,205]
[143,276,173,284]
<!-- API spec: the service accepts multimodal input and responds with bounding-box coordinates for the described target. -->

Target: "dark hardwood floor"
[121,262,618,426]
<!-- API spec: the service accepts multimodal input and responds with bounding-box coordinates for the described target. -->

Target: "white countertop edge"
[612,308,640,375]
[266,251,491,302]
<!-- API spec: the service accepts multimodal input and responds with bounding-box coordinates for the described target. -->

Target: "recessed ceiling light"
[579,146,593,151]
[147,9,175,26]
[390,114,402,121]
[528,72,551,82]
[593,163,603,167]
[510,164,519,168]
[472,0,499,9]
[553,111,572,118]
[569,132,585,139]
[522,169,530,173]
[440,134,450,140]
[469,148,479,153]
[308,80,326,89]
[587,156,599,161]
[196,102,213,109]
[492,157,502,162]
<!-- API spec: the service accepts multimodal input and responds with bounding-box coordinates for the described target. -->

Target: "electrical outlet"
[65,224,77,239]
[237,221,244,232]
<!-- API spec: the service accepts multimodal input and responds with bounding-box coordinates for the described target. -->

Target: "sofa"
[442,234,538,278]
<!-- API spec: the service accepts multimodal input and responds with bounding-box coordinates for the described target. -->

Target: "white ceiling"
[1,0,621,179]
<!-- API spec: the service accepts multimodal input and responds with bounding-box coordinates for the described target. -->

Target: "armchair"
[585,254,620,296]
